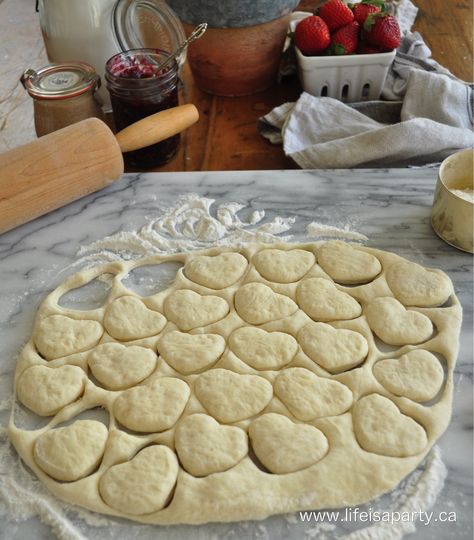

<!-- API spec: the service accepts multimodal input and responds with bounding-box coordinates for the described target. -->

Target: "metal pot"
[167,0,300,28]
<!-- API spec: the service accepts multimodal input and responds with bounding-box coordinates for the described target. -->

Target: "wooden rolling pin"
[0,104,199,234]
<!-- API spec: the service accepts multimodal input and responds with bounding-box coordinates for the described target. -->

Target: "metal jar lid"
[113,0,187,69]
[21,62,100,100]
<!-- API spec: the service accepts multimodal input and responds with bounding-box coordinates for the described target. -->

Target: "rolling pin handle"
[115,104,199,153]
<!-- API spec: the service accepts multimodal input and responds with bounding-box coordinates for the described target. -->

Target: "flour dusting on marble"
[306,222,368,242]
[305,522,336,538]
[341,447,447,540]
[291,447,447,540]
[75,194,292,265]
[73,193,365,267]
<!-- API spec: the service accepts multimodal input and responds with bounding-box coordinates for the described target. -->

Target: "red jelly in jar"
[105,49,179,169]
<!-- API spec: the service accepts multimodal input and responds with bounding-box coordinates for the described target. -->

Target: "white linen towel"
[261,30,474,168]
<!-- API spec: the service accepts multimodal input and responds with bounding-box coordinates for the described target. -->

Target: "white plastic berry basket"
[290,15,396,102]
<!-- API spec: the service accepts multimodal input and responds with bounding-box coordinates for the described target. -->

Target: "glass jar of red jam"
[105,49,179,169]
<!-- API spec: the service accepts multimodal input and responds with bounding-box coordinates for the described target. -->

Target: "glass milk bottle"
[37,0,186,110]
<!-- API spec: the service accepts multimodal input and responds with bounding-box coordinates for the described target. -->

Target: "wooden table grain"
[155,0,473,173]
[0,0,471,168]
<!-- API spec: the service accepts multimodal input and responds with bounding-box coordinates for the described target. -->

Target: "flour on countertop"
[306,222,368,242]
[305,523,336,538]
[74,194,293,265]
[73,193,365,267]
[293,448,446,540]
[0,193,448,540]
[340,447,447,540]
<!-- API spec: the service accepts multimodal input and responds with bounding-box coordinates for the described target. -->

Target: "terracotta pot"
[168,0,299,96]
[182,16,292,96]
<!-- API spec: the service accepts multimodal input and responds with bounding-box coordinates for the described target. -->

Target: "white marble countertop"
[0,169,472,540]
[0,0,48,153]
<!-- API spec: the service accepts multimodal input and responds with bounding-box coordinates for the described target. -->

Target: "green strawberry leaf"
[332,43,347,55]
[360,0,385,7]
[363,12,383,32]
[358,0,388,15]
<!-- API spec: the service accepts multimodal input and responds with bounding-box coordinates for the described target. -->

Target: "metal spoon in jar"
[156,23,208,72]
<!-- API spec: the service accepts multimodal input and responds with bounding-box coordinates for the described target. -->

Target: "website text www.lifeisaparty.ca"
[299,507,457,526]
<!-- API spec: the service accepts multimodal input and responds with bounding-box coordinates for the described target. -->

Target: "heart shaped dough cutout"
[298,322,369,373]
[99,445,178,515]
[17,365,85,416]
[317,241,382,284]
[296,277,362,322]
[34,420,108,481]
[175,414,248,476]
[234,283,298,325]
[386,261,453,307]
[353,394,427,457]
[253,249,315,283]
[249,413,328,474]
[228,327,297,370]
[88,343,157,390]
[34,315,103,360]
[164,289,229,331]
[366,297,433,346]
[157,331,226,374]
[373,350,444,402]
[274,367,353,420]
[104,296,166,341]
[194,368,273,423]
[185,252,248,289]
[114,378,190,432]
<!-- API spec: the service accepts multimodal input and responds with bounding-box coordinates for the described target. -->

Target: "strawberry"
[318,0,354,32]
[351,1,383,25]
[331,21,360,55]
[294,16,331,55]
[363,13,401,50]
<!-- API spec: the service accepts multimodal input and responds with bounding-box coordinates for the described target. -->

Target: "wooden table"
[0,0,471,167]
[156,0,473,173]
